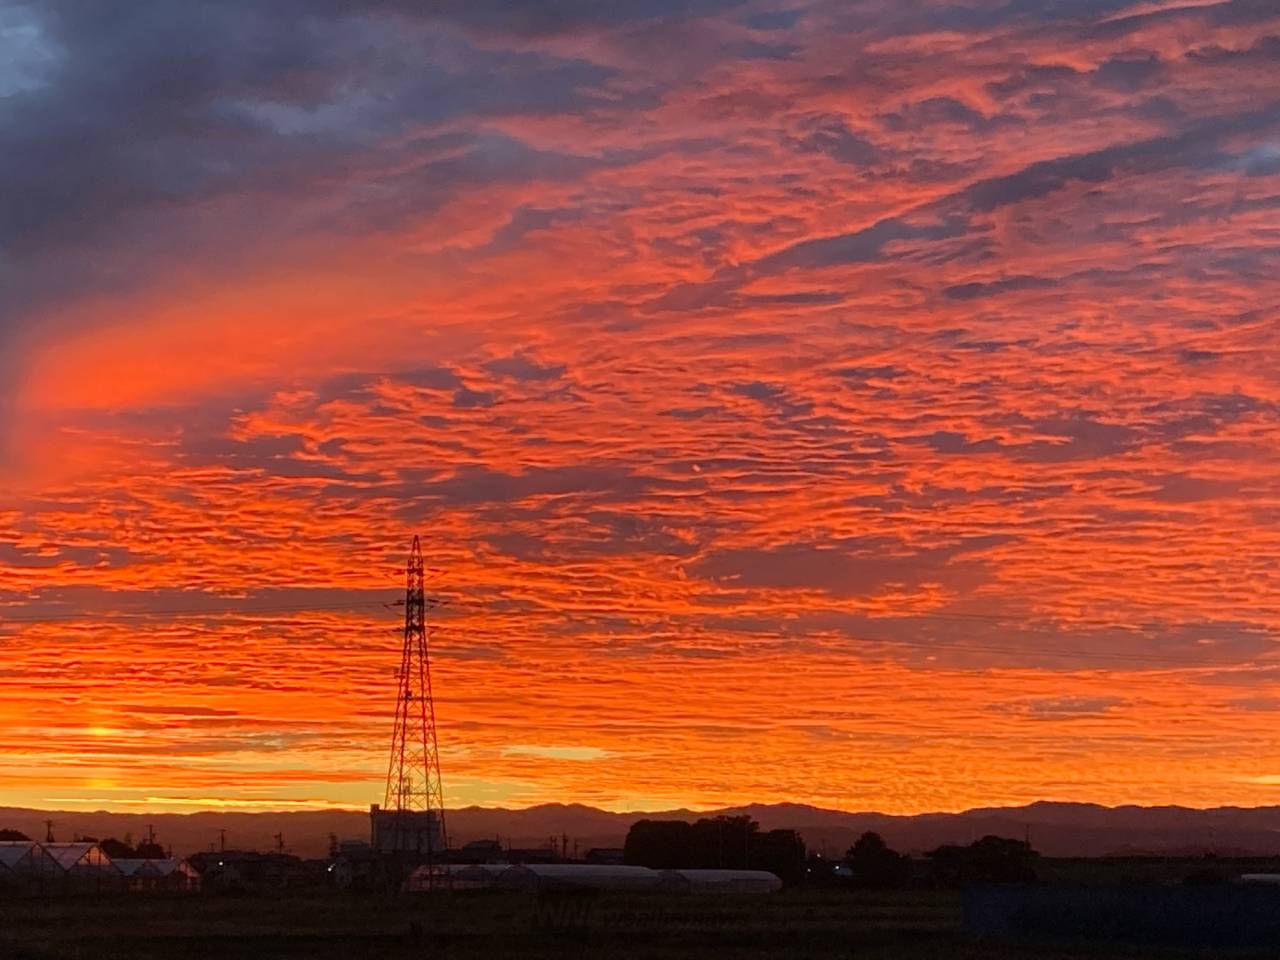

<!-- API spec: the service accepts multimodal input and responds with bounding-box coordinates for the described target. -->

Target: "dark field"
[0,888,1228,960]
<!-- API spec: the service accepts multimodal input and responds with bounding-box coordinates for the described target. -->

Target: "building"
[369,804,444,859]
[453,839,504,864]
[584,847,626,865]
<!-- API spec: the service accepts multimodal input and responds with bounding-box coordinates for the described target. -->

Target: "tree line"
[623,816,1039,887]
[624,815,806,883]
[842,830,1038,886]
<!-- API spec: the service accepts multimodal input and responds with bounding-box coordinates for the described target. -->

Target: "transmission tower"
[382,536,448,873]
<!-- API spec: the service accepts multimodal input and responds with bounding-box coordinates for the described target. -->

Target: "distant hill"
[6,800,1280,860]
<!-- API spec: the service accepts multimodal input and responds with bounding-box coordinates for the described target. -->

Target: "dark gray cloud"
[0,584,396,620]
[484,353,567,382]
[689,534,1011,596]
[1093,54,1162,90]
[944,275,1057,300]
[331,0,751,38]
[486,509,698,562]
[914,415,1138,462]
[1142,475,1243,504]
[391,464,663,511]
[453,387,497,410]
[883,96,1013,134]
[753,215,969,273]
[0,0,643,339]
[793,115,882,166]
[959,107,1277,213]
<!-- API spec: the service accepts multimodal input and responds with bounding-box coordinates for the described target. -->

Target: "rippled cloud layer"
[1,0,1278,813]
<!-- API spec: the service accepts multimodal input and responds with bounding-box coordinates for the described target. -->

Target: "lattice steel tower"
[377,535,448,863]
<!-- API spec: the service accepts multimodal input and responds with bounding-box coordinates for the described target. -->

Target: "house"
[453,839,504,863]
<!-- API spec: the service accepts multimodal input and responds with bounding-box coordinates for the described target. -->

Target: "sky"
[1,0,1278,816]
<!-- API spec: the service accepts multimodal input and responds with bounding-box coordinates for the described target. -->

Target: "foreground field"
[0,888,1217,959]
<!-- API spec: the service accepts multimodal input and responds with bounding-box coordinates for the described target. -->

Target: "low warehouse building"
[659,869,782,894]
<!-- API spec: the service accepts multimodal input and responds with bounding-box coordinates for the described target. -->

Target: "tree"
[927,835,1038,885]
[0,829,29,841]
[624,819,693,869]
[752,828,806,885]
[624,816,806,882]
[99,837,137,859]
[845,831,911,887]
[690,815,757,869]
[925,844,967,886]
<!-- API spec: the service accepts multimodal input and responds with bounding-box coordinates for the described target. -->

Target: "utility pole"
[218,829,226,853]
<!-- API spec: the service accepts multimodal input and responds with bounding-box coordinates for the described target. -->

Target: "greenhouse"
[658,869,782,895]
[495,863,663,891]
[113,857,202,892]
[44,842,117,891]
[0,841,56,888]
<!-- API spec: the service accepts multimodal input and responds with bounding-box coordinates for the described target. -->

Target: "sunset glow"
[2,0,1279,815]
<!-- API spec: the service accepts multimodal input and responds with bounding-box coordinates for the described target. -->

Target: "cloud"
[689,536,1010,597]
[484,353,567,382]
[752,216,969,273]
[1002,696,1128,719]
[503,745,612,761]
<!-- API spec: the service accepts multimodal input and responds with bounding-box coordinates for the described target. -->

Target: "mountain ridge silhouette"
[8,799,1280,859]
